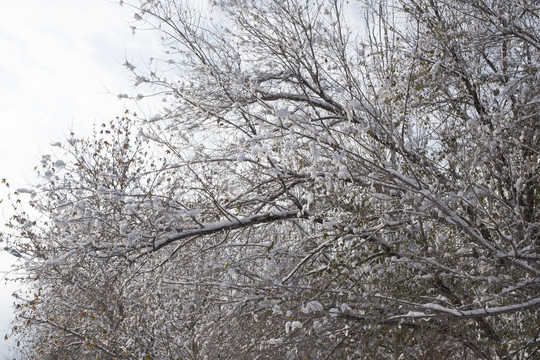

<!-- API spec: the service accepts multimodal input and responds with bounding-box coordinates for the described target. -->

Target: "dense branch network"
[2,0,539,359]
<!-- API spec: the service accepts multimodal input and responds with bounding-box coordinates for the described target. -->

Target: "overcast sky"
[0,0,162,355]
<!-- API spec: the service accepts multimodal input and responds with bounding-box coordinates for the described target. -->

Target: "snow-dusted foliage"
[3,0,539,358]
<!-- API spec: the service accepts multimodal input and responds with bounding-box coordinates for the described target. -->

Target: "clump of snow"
[285,320,302,333]
[276,108,289,119]
[267,338,283,345]
[302,300,323,313]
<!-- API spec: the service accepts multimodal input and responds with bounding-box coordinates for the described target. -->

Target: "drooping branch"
[152,210,304,252]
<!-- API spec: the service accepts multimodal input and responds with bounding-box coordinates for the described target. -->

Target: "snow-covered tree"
[4,0,539,358]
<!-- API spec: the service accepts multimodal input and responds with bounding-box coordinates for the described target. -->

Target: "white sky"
[0,0,162,355]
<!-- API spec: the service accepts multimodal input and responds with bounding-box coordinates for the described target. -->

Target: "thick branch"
[152,210,302,252]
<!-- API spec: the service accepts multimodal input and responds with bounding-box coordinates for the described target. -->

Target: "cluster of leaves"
[3,0,539,358]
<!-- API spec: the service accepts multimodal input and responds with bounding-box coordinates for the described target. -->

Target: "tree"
[3,0,539,358]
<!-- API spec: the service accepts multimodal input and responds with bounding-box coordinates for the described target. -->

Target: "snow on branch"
[153,210,302,251]
[419,297,540,318]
